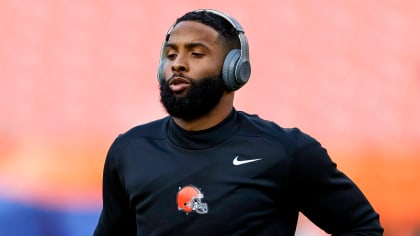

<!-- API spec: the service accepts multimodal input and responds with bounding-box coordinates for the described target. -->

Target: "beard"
[160,74,225,121]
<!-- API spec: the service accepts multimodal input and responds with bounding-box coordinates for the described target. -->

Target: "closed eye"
[191,52,204,57]
[166,52,177,60]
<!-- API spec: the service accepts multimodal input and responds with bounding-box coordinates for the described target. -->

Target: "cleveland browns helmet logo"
[176,185,208,214]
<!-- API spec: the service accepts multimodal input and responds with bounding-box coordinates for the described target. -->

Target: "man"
[94,9,383,235]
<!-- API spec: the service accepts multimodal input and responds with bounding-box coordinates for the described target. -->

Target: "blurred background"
[1,0,419,235]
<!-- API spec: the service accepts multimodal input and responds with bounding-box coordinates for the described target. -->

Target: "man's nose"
[171,55,188,73]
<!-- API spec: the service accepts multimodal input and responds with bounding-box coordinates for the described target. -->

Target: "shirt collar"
[167,108,240,149]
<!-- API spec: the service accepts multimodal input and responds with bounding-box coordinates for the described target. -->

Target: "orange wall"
[1,1,419,235]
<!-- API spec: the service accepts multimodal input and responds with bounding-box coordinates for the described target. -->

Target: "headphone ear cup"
[222,49,241,91]
[157,59,165,84]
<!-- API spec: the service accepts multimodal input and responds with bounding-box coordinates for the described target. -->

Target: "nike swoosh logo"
[233,155,262,166]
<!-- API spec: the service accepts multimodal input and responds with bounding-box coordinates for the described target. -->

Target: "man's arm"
[289,141,383,235]
[94,147,136,236]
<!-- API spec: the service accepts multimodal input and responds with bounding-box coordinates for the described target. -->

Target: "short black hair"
[174,10,241,50]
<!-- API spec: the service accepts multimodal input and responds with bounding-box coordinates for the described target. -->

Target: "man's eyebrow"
[165,42,210,50]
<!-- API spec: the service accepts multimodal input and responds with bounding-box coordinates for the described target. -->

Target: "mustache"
[169,73,190,80]
[167,73,193,85]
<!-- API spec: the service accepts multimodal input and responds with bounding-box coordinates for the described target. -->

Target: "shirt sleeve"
[289,140,384,235]
[93,142,137,236]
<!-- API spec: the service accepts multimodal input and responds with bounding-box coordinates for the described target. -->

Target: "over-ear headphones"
[157,9,251,91]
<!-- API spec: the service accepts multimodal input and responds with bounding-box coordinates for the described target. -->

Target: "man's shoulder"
[237,110,317,147]
[236,110,293,134]
[125,116,170,136]
[110,116,170,150]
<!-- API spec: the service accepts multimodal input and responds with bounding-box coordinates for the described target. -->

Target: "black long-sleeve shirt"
[94,109,383,235]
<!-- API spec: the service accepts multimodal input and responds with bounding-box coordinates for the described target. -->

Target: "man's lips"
[168,76,191,93]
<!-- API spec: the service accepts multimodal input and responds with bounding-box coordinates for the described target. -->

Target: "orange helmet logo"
[177,185,208,214]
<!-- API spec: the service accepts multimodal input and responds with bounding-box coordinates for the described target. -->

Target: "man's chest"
[120,137,293,218]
